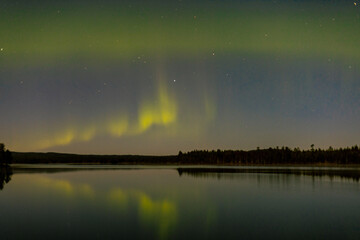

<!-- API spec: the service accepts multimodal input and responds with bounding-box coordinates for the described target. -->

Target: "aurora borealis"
[1,0,359,154]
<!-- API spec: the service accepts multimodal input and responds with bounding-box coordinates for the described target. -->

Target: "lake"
[1,164,360,239]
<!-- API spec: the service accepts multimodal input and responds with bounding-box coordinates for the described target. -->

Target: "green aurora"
[0,0,359,154]
[1,2,359,63]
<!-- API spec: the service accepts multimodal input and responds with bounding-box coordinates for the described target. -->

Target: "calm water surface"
[1,165,360,239]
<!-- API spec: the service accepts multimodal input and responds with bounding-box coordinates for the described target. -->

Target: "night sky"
[1,0,359,154]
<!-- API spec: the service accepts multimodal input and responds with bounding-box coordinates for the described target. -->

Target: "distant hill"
[10,146,360,165]
[12,152,177,164]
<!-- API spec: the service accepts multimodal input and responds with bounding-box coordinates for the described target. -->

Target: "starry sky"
[1,0,359,154]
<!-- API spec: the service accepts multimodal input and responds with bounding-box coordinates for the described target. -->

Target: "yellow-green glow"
[107,116,129,137]
[79,126,97,142]
[138,77,177,133]
[103,188,179,238]
[24,76,178,150]
[108,189,129,210]
[1,3,359,66]
[137,192,177,239]
[78,184,96,198]
[36,129,76,150]
[52,182,178,239]
[32,176,97,199]
[34,126,97,150]
[1,1,359,155]
[33,176,74,196]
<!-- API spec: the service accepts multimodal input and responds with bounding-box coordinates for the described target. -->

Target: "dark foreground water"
[1,165,360,240]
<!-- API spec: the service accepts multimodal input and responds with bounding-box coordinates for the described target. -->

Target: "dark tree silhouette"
[0,143,12,166]
[8,145,360,165]
[177,146,360,165]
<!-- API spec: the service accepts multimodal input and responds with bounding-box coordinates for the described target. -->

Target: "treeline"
[0,144,12,166]
[0,144,12,190]
[177,146,360,165]
[7,145,360,165]
[11,152,177,164]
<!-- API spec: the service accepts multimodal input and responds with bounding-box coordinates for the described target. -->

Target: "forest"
[0,143,12,166]
[5,144,360,165]
[177,145,360,165]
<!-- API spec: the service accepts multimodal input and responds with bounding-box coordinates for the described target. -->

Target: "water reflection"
[137,192,177,239]
[108,189,177,239]
[32,175,95,198]
[2,165,360,239]
[177,167,360,182]
[0,166,12,190]
[13,172,177,239]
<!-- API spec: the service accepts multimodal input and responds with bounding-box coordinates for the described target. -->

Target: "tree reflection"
[177,168,360,182]
[0,166,13,190]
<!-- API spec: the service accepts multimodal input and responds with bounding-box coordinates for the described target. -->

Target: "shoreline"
[8,162,360,167]
[10,148,360,166]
